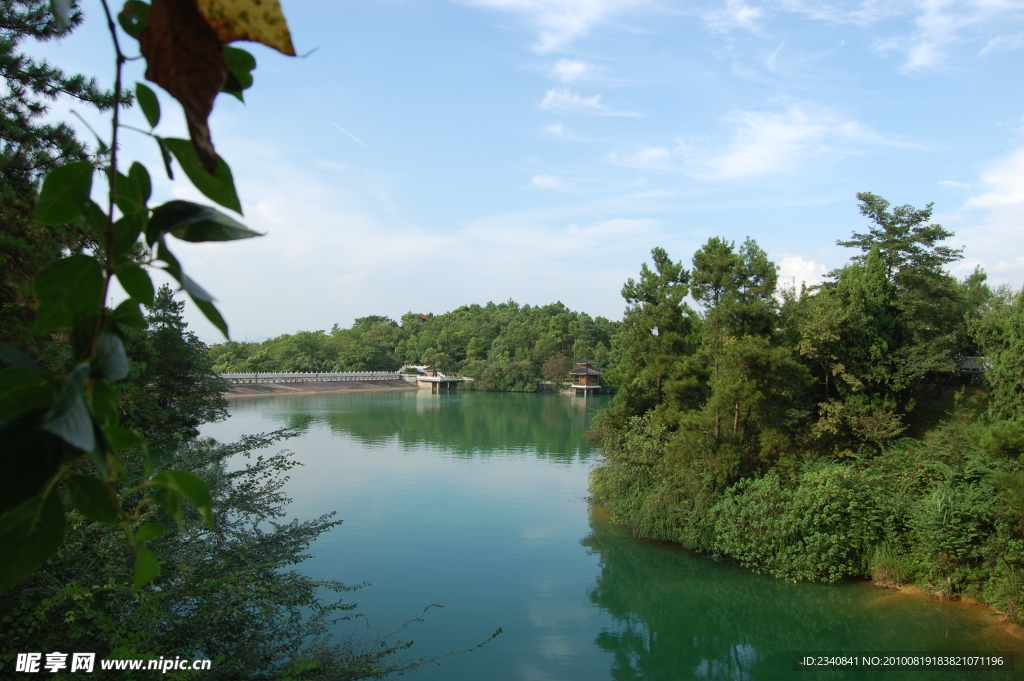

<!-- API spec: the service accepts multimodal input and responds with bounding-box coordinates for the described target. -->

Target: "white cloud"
[692,103,917,180]
[551,58,592,81]
[954,148,1024,287]
[531,174,571,190]
[458,0,642,52]
[939,179,970,189]
[704,0,765,32]
[777,254,827,290]
[980,32,1024,54]
[607,146,679,171]
[539,87,639,116]
[873,0,1024,70]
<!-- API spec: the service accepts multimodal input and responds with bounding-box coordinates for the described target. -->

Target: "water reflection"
[234,390,610,460]
[582,507,1024,680]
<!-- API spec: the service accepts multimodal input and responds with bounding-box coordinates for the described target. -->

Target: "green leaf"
[134,546,160,588]
[153,487,181,524]
[0,490,66,594]
[32,255,104,333]
[118,0,149,38]
[135,82,160,128]
[129,162,152,202]
[113,214,145,258]
[193,297,229,338]
[0,345,43,373]
[0,368,53,421]
[115,264,155,306]
[0,411,70,515]
[92,332,129,381]
[148,200,262,245]
[103,425,146,452]
[156,137,174,180]
[161,138,241,213]
[66,474,119,524]
[42,363,94,452]
[33,161,94,225]
[135,522,165,543]
[152,470,214,528]
[89,379,120,429]
[222,47,256,102]
[110,299,146,329]
[80,198,109,238]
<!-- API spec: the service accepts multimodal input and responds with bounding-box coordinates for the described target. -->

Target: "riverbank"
[225,380,417,398]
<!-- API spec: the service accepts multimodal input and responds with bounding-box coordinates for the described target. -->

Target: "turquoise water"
[203,390,1024,680]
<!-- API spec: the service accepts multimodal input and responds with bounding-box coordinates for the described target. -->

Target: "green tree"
[607,247,696,415]
[119,285,228,448]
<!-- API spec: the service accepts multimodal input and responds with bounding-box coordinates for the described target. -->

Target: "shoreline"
[224,380,418,399]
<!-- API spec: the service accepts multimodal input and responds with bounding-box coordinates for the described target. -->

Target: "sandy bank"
[225,380,417,398]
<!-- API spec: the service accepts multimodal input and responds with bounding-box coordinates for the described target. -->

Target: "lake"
[202,390,1024,680]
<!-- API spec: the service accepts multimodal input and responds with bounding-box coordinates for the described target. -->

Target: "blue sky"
[31,0,1024,342]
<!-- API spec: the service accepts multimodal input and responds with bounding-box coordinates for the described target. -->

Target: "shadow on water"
[582,507,1024,681]
[237,390,611,461]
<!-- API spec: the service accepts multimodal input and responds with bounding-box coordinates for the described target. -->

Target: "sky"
[28,0,1024,342]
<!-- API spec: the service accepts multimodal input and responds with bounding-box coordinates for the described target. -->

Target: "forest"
[207,302,619,392]
[588,193,1024,619]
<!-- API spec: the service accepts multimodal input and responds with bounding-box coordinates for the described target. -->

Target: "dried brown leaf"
[140,0,227,173]
[195,0,296,56]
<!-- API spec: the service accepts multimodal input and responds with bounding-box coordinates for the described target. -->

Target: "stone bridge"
[221,371,410,384]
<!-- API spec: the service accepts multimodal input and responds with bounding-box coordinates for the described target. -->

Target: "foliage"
[0,0,292,593]
[208,300,620,392]
[589,195,1024,619]
[0,428,426,679]
[119,284,228,448]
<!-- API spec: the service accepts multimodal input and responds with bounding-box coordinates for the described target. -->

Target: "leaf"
[42,363,95,452]
[153,487,181,524]
[148,200,261,245]
[192,297,229,338]
[88,379,121,429]
[32,255,104,333]
[116,264,155,306]
[152,470,214,528]
[80,199,109,238]
[161,138,241,213]
[103,425,146,452]
[221,46,255,101]
[0,411,69,515]
[135,522,166,543]
[135,82,161,128]
[156,137,174,179]
[134,546,161,588]
[129,162,152,202]
[0,490,66,595]
[0,368,55,424]
[0,345,43,374]
[92,332,129,381]
[33,161,94,225]
[66,475,119,524]
[118,0,150,38]
[195,0,296,56]
[113,214,145,258]
[140,0,227,173]
[110,299,147,329]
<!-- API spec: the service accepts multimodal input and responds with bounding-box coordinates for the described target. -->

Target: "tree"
[838,192,962,284]
[608,247,696,414]
[0,0,292,593]
[119,285,228,448]
[0,0,118,358]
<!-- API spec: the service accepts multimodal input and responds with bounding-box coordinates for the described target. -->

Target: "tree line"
[589,192,1024,619]
[208,302,620,392]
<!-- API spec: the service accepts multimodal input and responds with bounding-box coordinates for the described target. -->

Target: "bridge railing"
[222,372,403,384]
